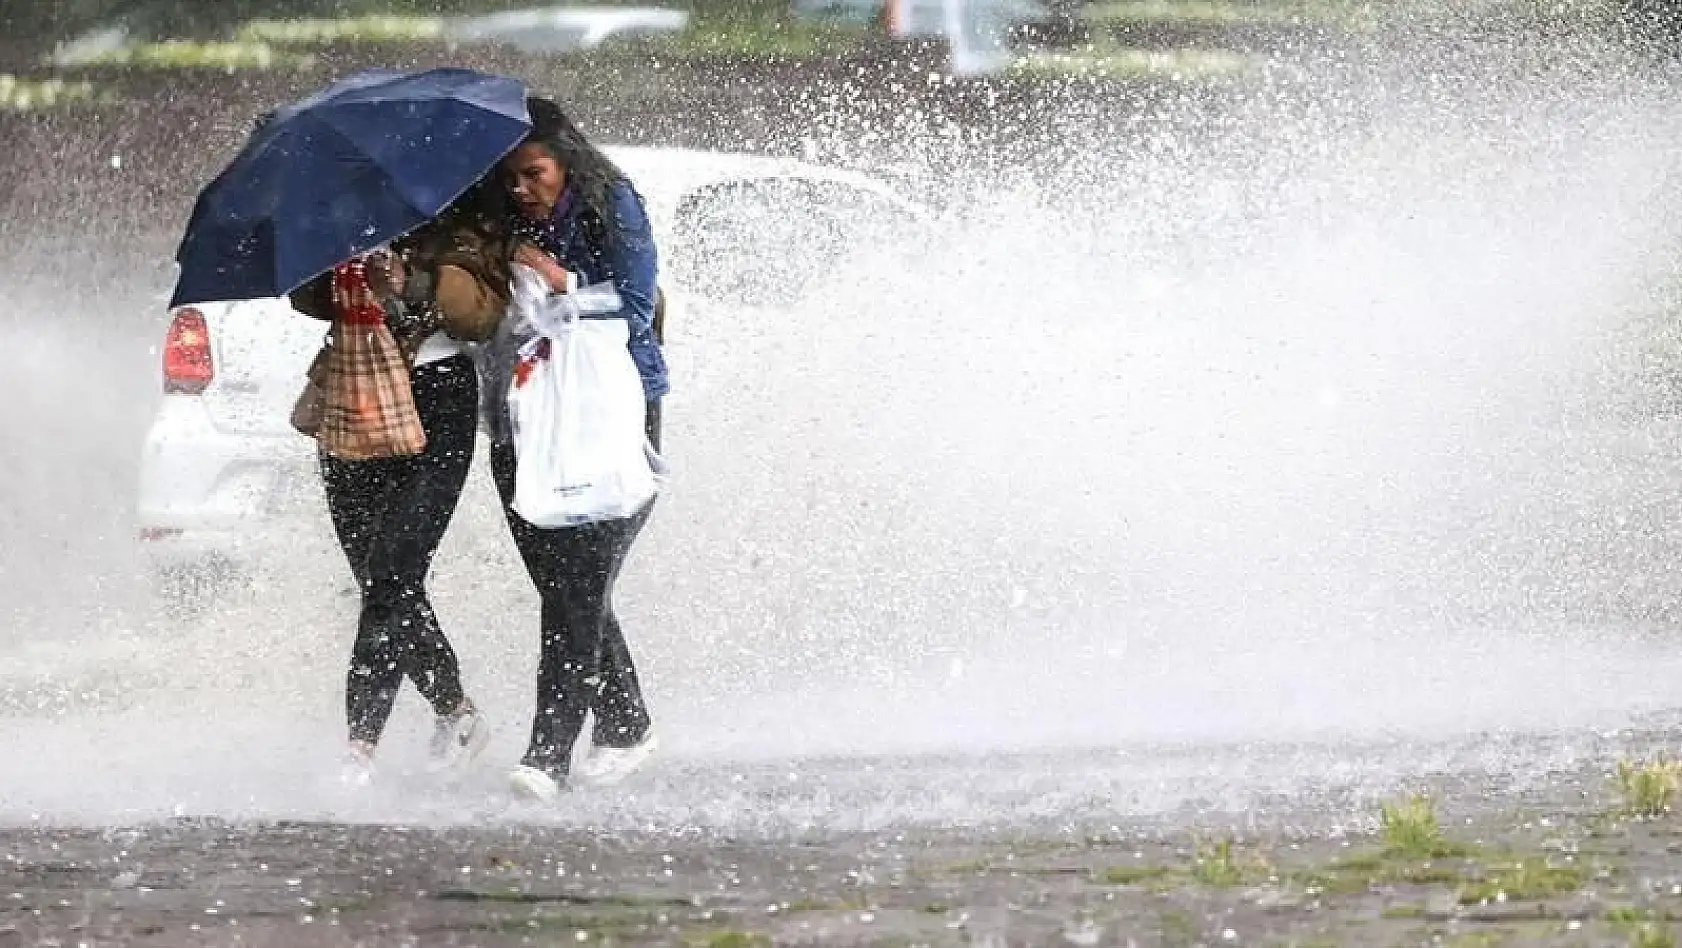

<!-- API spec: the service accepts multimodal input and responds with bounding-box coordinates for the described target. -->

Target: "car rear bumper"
[135,528,258,571]
[135,396,317,566]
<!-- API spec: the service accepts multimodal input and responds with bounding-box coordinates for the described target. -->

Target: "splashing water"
[3,32,1682,829]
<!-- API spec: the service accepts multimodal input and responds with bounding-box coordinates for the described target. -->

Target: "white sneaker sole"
[339,766,374,789]
[508,765,562,802]
[578,734,659,787]
[426,715,493,774]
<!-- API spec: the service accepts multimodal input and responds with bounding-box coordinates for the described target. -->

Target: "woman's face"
[502,143,567,220]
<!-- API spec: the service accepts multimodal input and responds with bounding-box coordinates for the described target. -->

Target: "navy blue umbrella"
[170,67,529,308]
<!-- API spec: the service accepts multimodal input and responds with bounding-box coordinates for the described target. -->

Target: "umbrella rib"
[319,101,523,217]
[294,113,443,224]
[316,86,521,211]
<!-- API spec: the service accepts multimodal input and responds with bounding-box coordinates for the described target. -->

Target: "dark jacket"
[287,225,510,348]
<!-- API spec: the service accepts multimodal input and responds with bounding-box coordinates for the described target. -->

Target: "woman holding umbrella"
[170,68,535,786]
[289,181,514,786]
[479,97,669,801]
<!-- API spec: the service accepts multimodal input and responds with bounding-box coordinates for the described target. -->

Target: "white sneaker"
[427,704,491,773]
[508,765,563,802]
[577,732,659,787]
[339,744,376,788]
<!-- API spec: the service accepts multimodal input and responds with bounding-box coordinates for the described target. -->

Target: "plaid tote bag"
[316,259,427,461]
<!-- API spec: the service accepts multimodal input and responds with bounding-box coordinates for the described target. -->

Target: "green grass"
[1328,853,1386,873]
[1304,869,1378,895]
[1609,907,1682,948]
[1617,758,1682,817]
[225,3,867,62]
[1190,839,1250,887]
[1399,865,1467,885]
[1380,903,1425,918]
[1457,858,1584,905]
[234,16,443,46]
[1443,933,1513,948]
[687,932,772,948]
[1295,850,1471,897]
[1630,924,1680,948]
[74,40,309,70]
[1287,807,1494,897]
[1097,864,1177,885]
[1380,795,1474,859]
[1380,794,1441,856]
[1095,840,1268,889]
[642,20,867,61]
[0,74,110,110]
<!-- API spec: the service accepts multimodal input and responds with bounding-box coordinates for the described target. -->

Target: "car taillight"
[163,307,213,394]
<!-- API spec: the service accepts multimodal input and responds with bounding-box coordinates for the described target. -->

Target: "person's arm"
[597,180,658,336]
[433,263,509,341]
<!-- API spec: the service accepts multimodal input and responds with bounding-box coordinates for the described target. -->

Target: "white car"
[135,146,925,603]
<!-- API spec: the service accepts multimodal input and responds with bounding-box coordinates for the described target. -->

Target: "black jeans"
[490,400,661,777]
[321,354,478,746]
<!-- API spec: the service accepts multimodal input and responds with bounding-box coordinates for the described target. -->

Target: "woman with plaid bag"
[290,182,514,787]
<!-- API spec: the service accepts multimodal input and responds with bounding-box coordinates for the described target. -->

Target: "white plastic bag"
[506,265,662,527]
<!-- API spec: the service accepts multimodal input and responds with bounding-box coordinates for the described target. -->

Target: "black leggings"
[490,400,661,776]
[321,354,478,746]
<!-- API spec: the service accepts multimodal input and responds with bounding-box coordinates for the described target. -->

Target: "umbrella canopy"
[170,67,529,308]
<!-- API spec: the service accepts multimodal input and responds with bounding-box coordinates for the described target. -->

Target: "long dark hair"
[440,177,514,240]
[520,96,624,229]
[410,177,515,290]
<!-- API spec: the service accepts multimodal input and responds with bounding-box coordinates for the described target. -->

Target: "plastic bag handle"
[512,264,624,338]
